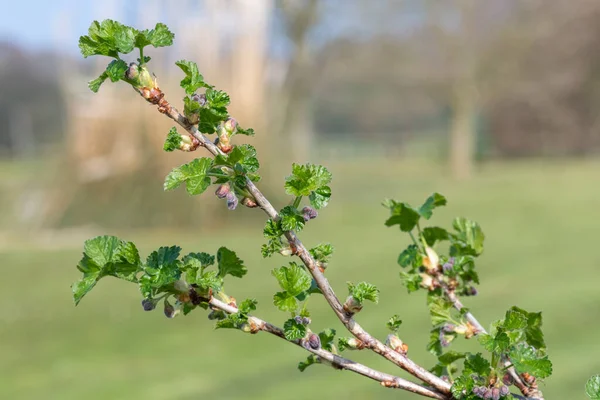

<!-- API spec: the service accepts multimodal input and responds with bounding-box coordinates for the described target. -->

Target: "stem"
[292,196,302,209]
[409,231,420,248]
[139,47,145,64]
[153,98,452,394]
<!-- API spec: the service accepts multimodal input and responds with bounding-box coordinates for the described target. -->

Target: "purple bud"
[442,323,456,333]
[126,62,139,81]
[502,373,514,386]
[215,184,230,199]
[192,93,206,107]
[472,386,484,397]
[491,387,500,400]
[442,257,455,273]
[226,192,238,210]
[483,388,493,399]
[308,333,321,350]
[294,316,303,324]
[302,317,311,325]
[467,286,478,296]
[142,299,155,311]
[302,206,318,221]
[499,385,509,396]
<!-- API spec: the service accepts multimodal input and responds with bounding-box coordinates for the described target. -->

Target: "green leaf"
[586,375,600,399]
[84,235,121,266]
[422,227,449,246]
[397,244,422,269]
[175,60,209,95]
[418,193,447,219]
[164,157,213,195]
[428,298,454,327]
[464,353,491,376]
[261,239,283,258]
[438,351,466,365]
[279,206,305,232]
[478,332,510,354]
[215,144,260,174]
[319,328,337,352]
[452,217,485,255]
[386,315,403,333]
[195,270,222,292]
[236,126,255,136]
[182,252,215,269]
[347,281,379,304]
[509,343,552,378]
[217,247,247,278]
[163,127,182,152]
[384,201,421,232]
[273,291,298,312]
[105,59,128,82]
[135,22,174,49]
[88,71,109,93]
[238,298,258,314]
[272,263,311,296]
[309,243,334,263]
[298,355,320,372]
[450,374,475,400]
[79,20,137,58]
[399,271,422,293]
[503,308,528,331]
[198,89,230,134]
[508,306,546,349]
[284,318,306,341]
[72,273,101,305]
[285,164,332,209]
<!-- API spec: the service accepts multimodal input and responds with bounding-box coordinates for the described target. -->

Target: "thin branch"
[151,95,452,394]
[208,297,448,400]
[442,287,544,400]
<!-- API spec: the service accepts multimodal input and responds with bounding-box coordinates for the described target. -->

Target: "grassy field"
[1,159,599,399]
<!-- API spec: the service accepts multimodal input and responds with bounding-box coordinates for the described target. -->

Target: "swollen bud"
[215,184,231,199]
[308,333,321,350]
[499,385,509,397]
[141,299,155,311]
[502,373,514,386]
[386,334,408,354]
[491,387,500,400]
[163,299,179,319]
[191,93,207,107]
[424,247,440,272]
[301,206,318,222]
[226,192,238,210]
[343,295,363,315]
[442,257,455,273]
[223,117,237,134]
[241,197,258,208]
[174,279,190,293]
[125,62,139,81]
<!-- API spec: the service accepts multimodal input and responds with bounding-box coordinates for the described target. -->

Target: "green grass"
[1,159,599,399]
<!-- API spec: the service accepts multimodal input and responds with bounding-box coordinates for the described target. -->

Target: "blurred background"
[1,0,599,398]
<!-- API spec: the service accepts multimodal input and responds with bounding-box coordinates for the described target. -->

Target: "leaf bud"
[386,334,407,354]
[342,295,363,315]
[191,93,207,107]
[141,298,155,311]
[301,206,318,221]
[279,247,293,256]
[223,117,237,134]
[215,184,231,199]
[226,192,238,210]
[125,62,139,81]
[424,247,440,272]
[308,333,321,350]
[419,273,434,290]
[241,197,258,208]
[502,373,514,386]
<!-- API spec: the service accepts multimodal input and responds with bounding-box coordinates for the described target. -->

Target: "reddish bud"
[241,197,258,208]
[215,184,231,199]
[499,385,509,396]
[301,206,318,221]
[502,373,514,386]
[308,333,321,350]
[223,117,237,134]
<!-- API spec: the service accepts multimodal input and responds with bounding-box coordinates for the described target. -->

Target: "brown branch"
[150,97,452,394]
[442,287,544,400]
[208,297,447,400]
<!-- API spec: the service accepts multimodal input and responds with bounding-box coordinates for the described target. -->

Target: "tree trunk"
[449,81,477,180]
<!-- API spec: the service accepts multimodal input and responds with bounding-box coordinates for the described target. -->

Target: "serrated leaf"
[273,291,298,312]
[279,206,305,232]
[298,355,320,372]
[309,243,334,264]
[422,227,449,246]
[428,298,454,327]
[508,306,546,349]
[198,89,230,133]
[586,375,600,399]
[284,318,306,341]
[105,59,128,82]
[215,144,260,174]
[237,126,255,136]
[419,193,447,219]
[397,244,422,269]
[478,332,510,353]
[464,353,491,376]
[163,127,182,152]
[387,315,403,332]
[309,185,331,209]
[450,375,475,399]
[238,299,258,314]
[272,263,311,296]
[217,247,247,278]
[438,350,466,365]
[347,281,379,304]
[319,328,336,352]
[175,60,209,95]
[452,217,485,255]
[72,273,101,305]
[385,202,420,232]
[79,19,137,58]
[508,343,552,378]
[285,164,332,209]
[182,252,215,269]
[164,157,213,195]
[136,22,174,49]
[399,271,422,292]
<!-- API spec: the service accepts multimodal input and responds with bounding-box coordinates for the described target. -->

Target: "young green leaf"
[399,271,422,293]
[386,315,403,332]
[135,23,174,49]
[347,282,379,304]
[238,298,258,314]
[272,263,312,296]
[198,89,230,133]
[182,252,215,269]
[217,247,247,278]
[236,126,255,136]
[285,164,332,209]
[451,217,485,256]
[450,375,475,400]
[298,355,320,372]
[478,332,510,354]
[164,157,213,195]
[284,318,307,341]
[384,201,420,232]
[279,206,305,232]
[309,243,334,264]
[586,375,600,399]
[215,144,260,174]
[418,193,447,219]
[105,59,128,82]
[163,127,182,152]
[175,60,209,95]
[422,227,449,246]
[508,343,552,378]
[437,350,466,366]
[428,298,454,327]
[397,244,422,269]
[463,353,491,376]
[318,328,337,352]
[79,20,137,58]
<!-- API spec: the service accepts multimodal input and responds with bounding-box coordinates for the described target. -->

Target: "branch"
[443,288,544,400]
[150,95,451,394]
[208,297,447,400]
